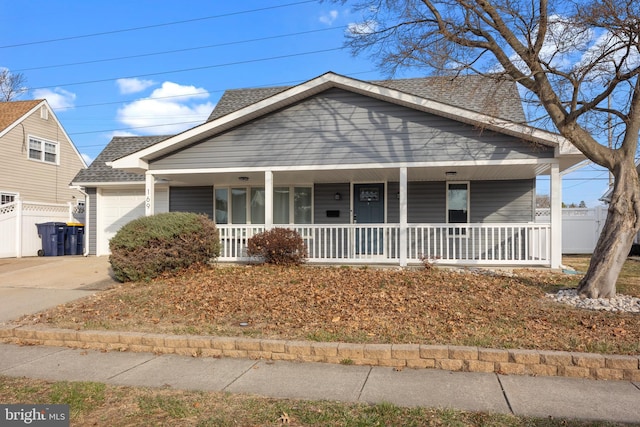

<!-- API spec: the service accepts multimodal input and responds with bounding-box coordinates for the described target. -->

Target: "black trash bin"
[36,222,67,256]
[65,223,85,255]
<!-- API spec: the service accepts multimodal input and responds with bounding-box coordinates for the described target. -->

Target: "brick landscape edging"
[1,325,638,381]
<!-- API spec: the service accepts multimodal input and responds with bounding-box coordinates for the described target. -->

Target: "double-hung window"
[28,136,58,164]
[447,182,469,235]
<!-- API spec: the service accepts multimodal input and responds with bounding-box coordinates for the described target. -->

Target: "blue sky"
[1,1,610,206]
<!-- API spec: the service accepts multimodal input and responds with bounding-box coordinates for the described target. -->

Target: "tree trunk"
[577,163,640,298]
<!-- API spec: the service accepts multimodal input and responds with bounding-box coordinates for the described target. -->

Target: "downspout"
[71,186,90,256]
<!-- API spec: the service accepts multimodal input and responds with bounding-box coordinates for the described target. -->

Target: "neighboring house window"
[447,182,469,235]
[215,186,312,224]
[28,136,58,164]
[0,192,17,205]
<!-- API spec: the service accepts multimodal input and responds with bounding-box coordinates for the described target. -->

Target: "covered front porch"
[143,162,563,268]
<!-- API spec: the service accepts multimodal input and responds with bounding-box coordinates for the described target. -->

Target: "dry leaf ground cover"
[17,256,640,355]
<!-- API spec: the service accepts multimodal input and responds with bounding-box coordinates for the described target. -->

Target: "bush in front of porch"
[247,228,307,266]
[109,212,220,282]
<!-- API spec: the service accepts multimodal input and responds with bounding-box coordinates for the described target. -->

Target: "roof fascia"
[111,72,580,171]
[0,100,45,138]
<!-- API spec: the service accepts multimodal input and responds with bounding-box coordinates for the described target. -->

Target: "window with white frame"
[0,192,17,205]
[28,136,58,164]
[215,186,312,224]
[447,182,469,235]
[274,186,312,224]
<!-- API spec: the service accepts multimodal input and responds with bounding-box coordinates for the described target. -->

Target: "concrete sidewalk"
[1,342,639,424]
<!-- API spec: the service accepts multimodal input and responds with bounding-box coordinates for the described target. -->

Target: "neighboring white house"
[72,72,585,267]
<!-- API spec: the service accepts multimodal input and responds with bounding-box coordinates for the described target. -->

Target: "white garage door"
[98,187,170,255]
[98,189,146,256]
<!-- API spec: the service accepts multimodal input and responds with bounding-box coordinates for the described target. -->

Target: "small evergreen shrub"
[247,228,307,265]
[109,212,220,282]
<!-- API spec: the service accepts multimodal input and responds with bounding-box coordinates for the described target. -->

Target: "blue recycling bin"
[36,222,67,256]
[65,223,85,255]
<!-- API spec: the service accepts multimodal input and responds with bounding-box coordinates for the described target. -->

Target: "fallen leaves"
[13,263,640,355]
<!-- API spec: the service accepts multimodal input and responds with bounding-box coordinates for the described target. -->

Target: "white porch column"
[265,170,273,228]
[550,163,562,269]
[145,173,155,216]
[399,167,408,267]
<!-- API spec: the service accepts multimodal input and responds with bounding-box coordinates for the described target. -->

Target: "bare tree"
[536,195,551,209]
[0,69,27,102]
[341,0,640,297]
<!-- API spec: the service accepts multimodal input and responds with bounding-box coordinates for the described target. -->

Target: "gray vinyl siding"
[314,183,350,224]
[87,187,97,255]
[387,182,399,223]
[470,179,534,223]
[169,186,214,219]
[151,88,552,171]
[407,182,447,223]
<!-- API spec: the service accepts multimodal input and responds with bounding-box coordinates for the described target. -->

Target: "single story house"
[72,72,584,267]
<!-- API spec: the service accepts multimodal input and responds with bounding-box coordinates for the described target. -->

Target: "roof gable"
[1,99,88,169]
[112,72,580,172]
[0,99,43,136]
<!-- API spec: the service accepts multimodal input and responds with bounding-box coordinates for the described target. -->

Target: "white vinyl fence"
[0,199,84,258]
[536,207,607,254]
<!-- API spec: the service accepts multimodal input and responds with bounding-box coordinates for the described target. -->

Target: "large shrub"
[109,212,220,282]
[247,228,307,266]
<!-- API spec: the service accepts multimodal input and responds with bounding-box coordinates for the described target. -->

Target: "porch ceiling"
[152,163,550,186]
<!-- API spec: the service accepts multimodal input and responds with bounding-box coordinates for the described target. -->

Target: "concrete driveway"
[0,256,117,324]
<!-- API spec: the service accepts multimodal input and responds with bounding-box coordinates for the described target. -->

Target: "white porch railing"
[217,223,550,266]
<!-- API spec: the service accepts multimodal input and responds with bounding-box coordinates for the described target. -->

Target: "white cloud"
[116,81,213,135]
[347,20,378,36]
[578,30,640,77]
[116,78,155,94]
[319,10,339,25]
[32,88,76,109]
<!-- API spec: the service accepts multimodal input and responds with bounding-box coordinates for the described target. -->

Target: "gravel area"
[546,289,640,313]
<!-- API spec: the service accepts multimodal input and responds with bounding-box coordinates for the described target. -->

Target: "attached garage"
[96,186,168,255]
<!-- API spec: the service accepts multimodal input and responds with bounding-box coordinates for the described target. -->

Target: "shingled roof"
[207,75,526,123]
[72,135,172,183]
[0,100,42,134]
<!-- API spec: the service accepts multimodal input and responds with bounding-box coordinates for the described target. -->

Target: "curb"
[1,325,638,381]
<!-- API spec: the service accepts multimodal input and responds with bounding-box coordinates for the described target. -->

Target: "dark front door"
[353,183,385,255]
